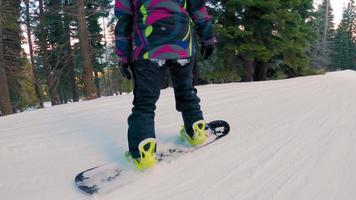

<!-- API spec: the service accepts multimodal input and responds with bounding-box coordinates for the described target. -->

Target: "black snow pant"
[128,58,204,158]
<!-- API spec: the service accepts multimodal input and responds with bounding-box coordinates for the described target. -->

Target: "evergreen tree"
[276,0,316,77]
[63,0,79,102]
[46,0,80,103]
[311,0,335,69]
[86,0,112,97]
[37,0,62,105]
[76,0,97,99]
[24,0,44,108]
[0,0,22,115]
[46,0,69,103]
[330,0,356,70]
[218,0,315,81]
[0,0,12,116]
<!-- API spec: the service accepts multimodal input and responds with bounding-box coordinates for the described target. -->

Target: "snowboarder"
[115,0,216,171]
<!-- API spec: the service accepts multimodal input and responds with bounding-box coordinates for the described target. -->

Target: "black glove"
[200,44,214,59]
[119,63,132,80]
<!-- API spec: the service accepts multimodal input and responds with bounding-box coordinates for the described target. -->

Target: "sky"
[314,0,350,26]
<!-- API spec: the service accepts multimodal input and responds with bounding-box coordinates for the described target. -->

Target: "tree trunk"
[63,0,78,102]
[320,0,330,62]
[38,0,61,105]
[241,58,254,82]
[0,0,13,116]
[101,69,107,94]
[193,56,207,85]
[253,32,268,81]
[94,70,101,97]
[254,61,268,81]
[102,17,113,96]
[322,0,330,46]
[106,66,113,95]
[0,67,12,116]
[112,68,120,95]
[25,0,44,108]
[76,0,97,99]
[221,4,238,81]
[221,50,237,83]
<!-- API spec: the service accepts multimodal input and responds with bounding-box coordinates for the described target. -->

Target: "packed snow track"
[1,70,356,200]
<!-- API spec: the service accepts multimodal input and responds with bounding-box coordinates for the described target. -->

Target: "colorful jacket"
[114,0,216,64]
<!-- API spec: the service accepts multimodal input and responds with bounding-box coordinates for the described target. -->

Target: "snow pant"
[128,59,204,158]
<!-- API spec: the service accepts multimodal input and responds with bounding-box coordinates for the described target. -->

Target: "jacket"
[114,0,216,64]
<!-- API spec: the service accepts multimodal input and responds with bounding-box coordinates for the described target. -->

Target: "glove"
[200,44,214,59]
[119,63,132,80]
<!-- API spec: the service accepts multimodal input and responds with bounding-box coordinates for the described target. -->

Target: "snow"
[1,70,356,200]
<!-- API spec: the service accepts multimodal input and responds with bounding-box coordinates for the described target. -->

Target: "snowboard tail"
[74,120,230,195]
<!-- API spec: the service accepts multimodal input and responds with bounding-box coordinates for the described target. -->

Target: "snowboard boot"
[180,120,207,146]
[126,138,157,171]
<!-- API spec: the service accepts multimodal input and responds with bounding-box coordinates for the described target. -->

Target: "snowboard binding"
[126,138,157,171]
[180,120,207,146]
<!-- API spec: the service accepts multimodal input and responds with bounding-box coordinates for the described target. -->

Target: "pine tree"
[311,0,335,69]
[0,0,23,115]
[86,0,112,97]
[87,1,104,97]
[45,0,80,103]
[219,0,315,81]
[0,35,13,115]
[0,0,13,116]
[102,17,113,95]
[76,0,97,99]
[38,0,61,105]
[40,0,81,103]
[24,0,44,108]
[63,0,79,102]
[330,0,356,70]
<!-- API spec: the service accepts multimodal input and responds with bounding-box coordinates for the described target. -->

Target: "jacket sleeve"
[114,0,134,64]
[187,0,216,46]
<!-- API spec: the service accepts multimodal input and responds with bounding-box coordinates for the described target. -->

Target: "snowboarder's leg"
[128,60,166,159]
[168,58,205,144]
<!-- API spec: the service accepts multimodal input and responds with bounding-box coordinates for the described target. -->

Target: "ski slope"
[1,70,356,200]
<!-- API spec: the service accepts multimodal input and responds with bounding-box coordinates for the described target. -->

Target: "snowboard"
[74,120,230,195]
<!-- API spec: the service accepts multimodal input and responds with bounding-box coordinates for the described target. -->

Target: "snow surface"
[1,70,356,200]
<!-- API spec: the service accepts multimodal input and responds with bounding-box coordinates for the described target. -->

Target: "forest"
[0,0,355,116]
